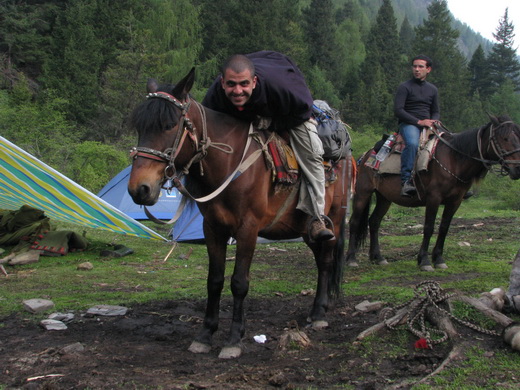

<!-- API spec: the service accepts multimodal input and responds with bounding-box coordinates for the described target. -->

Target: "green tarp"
[0,136,166,241]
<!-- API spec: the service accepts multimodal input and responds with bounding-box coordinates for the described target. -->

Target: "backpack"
[312,100,352,161]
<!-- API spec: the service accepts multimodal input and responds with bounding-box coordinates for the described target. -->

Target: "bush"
[66,141,129,193]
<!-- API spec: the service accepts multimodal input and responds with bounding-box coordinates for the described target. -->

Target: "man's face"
[220,68,257,108]
[412,59,431,81]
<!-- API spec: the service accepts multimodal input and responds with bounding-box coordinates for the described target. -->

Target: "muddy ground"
[1,217,518,389]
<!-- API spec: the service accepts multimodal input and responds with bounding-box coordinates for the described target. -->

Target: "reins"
[431,121,520,182]
[131,91,270,224]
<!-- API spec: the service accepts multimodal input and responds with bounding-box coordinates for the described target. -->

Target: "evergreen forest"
[1,0,520,205]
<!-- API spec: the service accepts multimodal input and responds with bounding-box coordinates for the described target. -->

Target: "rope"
[384,281,501,348]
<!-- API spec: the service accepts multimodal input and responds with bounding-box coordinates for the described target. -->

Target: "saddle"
[364,128,443,175]
[264,131,339,186]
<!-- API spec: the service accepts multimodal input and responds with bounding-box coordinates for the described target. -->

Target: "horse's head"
[128,68,196,206]
[487,115,520,180]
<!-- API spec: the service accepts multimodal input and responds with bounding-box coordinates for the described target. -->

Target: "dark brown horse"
[127,69,352,358]
[346,116,520,271]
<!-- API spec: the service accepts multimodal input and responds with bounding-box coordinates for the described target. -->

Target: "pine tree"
[399,16,415,60]
[353,0,401,127]
[488,8,520,91]
[412,0,471,130]
[468,45,493,99]
[304,0,340,78]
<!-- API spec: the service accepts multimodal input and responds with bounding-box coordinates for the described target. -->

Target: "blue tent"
[98,166,204,241]
[170,199,204,242]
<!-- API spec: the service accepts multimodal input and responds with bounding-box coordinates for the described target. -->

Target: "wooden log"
[453,296,513,327]
[355,307,409,341]
[425,302,459,340]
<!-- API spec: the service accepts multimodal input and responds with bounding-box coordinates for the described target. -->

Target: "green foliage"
[488,8,520,91]
[479,172,520,210]
[1,0,520,185]
[66,141,130,193]
[0,79,79,170]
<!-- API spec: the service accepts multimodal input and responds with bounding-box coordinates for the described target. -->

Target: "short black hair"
[221,54,255,76]
[413,54,433,68]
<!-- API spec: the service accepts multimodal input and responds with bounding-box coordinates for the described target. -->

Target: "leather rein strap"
[131,92,268,224]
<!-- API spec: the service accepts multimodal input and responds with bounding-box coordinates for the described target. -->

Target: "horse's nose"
[128,183,156,206]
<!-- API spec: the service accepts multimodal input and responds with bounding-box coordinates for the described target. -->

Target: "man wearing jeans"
[202,51,335,241]
[394,55,440,197]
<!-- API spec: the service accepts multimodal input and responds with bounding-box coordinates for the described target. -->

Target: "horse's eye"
[164,123,175,130]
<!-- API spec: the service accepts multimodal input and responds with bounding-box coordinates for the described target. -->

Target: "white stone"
[40,319,68,330]
[87,305,128,316]
[23,298,55,313]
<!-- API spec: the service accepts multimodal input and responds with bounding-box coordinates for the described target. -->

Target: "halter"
[433,120,520,180]
[130,91,197,185]
[484,121,520,173]
[130,91,267,212]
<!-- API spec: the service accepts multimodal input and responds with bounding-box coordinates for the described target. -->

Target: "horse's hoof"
[420,265,435,272]
[218,345,242,359]
[309,320,329,329]
[347,261,359,268]
[377,260,389,266]
[188,341,212,354]
[435,263,448,269]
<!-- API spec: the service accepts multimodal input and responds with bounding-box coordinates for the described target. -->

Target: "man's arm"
[394,83,420,125]
[430,87,440,121]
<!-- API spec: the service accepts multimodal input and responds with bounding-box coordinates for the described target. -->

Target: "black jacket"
[394,78,440,125]
[202,51,314,132]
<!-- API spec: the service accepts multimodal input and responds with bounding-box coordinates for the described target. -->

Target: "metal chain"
[383,281,501,348]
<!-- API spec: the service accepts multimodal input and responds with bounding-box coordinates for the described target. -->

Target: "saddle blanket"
[365,135,440,175]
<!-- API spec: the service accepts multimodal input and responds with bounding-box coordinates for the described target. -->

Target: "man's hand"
[418,119,439,128]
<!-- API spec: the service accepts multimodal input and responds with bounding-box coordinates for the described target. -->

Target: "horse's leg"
[431,201,462,268]
[307,241,335,328]
[218,231,258,359]
[417,200,440,271]
[368,193,392,265]
[188,225,229,354]
[346,184,373,267]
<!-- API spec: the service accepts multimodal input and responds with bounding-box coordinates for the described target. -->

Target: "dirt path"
[1,217,517,389]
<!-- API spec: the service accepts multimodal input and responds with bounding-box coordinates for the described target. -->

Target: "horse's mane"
[443,115,518,161]
[445,126,481,159]
[131,83,180,136]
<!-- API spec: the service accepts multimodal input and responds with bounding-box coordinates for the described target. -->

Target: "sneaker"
[308,219,335,242]
[401,180,416,197]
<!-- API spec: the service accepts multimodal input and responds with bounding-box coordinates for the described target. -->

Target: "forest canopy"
[1,0,519,194]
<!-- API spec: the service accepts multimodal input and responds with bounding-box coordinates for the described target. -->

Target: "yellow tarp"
[0,136,166,241]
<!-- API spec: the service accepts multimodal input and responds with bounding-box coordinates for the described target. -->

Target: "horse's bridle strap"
[130,147,172,162]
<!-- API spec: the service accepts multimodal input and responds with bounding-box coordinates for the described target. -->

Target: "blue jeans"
[399,123,421,184]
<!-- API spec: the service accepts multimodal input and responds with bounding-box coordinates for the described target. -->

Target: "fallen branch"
[355,307,409,341]
[452,296,513,328]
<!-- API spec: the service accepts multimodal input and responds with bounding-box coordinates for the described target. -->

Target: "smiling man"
[394,54,440,197]
[202,51,335,242]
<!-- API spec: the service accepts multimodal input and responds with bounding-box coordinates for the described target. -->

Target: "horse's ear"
[172,67,195,99]
[147,78,159,93]
[486,111,499,125]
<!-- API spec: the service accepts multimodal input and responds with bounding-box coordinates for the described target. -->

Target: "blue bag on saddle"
[312,100,351,161]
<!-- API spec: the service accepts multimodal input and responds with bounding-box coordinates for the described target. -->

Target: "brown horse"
[127,69,352,358]
[346,116,520,271]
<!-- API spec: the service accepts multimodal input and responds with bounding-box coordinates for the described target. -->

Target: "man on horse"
[202,50,335,242]
[394,54,440,197]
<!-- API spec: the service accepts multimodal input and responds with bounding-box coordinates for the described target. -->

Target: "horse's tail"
[354,195,371,249]
[328,212,347,299]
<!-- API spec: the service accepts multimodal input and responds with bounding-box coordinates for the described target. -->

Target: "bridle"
[130,91,269,207]
[483,121,520,171]
[130,91,200,189]
[433,120,520,178]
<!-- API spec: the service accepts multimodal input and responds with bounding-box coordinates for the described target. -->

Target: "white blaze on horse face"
[220,69,257,108]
